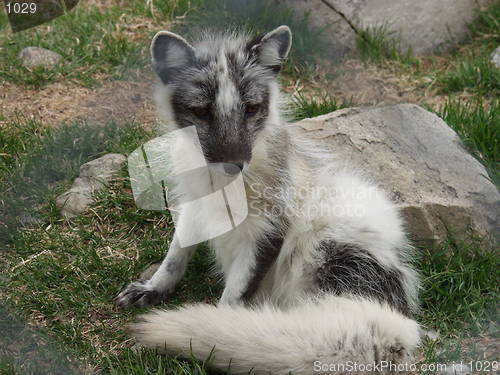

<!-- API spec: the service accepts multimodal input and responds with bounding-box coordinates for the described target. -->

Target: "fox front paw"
[115,280,167,308]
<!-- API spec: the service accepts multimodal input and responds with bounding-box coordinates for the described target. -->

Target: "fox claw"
[115,280,167,308]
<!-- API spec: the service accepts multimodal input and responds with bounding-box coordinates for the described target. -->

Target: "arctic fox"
[116,26,421,374]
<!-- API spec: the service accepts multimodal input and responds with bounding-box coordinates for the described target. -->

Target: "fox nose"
[223,162,244,175]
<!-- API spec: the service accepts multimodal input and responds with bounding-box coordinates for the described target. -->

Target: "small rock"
[79,153,127,182]
[56,154,126,218]
[139,263,161,280]
[491,46,500,68]
[18,47,62,69]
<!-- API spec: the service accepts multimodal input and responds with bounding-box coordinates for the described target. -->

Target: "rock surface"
[56,154,126,218]
[291,104,499,244]
[282,0,493,59]
[491,46,500,68]
[282,0,357,60]
[18,47,62,69]
[139,263,161,280]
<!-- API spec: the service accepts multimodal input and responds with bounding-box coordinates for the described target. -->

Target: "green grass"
[1,171,221,373]
[0,6,148,87]
[0,0,207,88]
[0,7,8,31]
[470,0,500,45]
[437,98,499,184]
[0,304,80,375]
[0,0,325,88]
[356,24,418,65]
[419,240,499,335]
[0,117,45,177]
[290,93,351,121]
[418,240,499,366]
[0,116,222,373]
[430,2,500,187]
[127,0,204,21]
[436,57,500,95]
[0,118,150,244]
[0,358,18,375]
[104,348,216,375]
[433,1,500,96]
[0,114,221,374]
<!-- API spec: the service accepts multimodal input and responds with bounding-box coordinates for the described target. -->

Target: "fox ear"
[248,25,292,72]
[151,31,195,84]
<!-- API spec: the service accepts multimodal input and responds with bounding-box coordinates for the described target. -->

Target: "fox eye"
[245,103,260,117]
[192,106,211,119]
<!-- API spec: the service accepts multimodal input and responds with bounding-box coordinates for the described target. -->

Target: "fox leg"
[116,234,197,308]
[219,231,283,306]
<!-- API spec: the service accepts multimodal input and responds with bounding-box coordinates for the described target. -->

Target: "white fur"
[132,296,420,375]
[154,84,176,133]
[215,49,238,115]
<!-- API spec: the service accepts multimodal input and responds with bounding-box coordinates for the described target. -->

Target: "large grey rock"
[491,46,500,68]
[282,0,357,60]
[282,0,493,59]
[56,154,126,218]
[18,47,62,69]
[291,104,499,244]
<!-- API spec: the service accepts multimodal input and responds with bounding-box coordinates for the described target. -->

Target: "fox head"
[151,26,292,174]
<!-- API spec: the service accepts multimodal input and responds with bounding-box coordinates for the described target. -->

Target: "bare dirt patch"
[328,60,423,105]
[0,56,474,131]
[283,59,459,110]
[0,71,157,128]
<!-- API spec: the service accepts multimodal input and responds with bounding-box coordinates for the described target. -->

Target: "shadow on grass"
[0,119,150,245]
[0,118,224,373]
[0,304,82,374]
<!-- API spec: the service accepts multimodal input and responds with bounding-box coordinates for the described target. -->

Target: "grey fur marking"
[241,221,288,302]
[316,241,410,315]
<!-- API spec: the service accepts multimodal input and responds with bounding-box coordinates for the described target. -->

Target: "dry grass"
[0,71,158,129]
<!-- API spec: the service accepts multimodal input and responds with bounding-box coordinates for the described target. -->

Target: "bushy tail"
[130,296,420,375]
